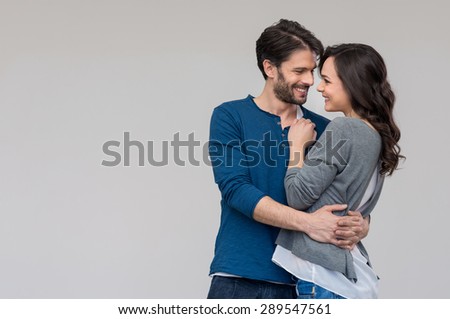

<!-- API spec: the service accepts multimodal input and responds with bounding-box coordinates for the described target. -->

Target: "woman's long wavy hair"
[319,43,405,176]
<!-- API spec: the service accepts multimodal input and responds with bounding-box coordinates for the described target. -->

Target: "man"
[207,19,368,299]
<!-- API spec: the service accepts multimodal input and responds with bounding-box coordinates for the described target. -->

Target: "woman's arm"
[284,118,370,248]
[285,119,343,210]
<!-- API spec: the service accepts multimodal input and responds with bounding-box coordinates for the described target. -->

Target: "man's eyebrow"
[292,67,316,71]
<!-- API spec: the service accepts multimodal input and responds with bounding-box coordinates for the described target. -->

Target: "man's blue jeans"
[207,276,296,299]
[296,280,345,299]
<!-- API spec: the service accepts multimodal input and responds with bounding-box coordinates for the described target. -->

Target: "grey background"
[0,0,448,298]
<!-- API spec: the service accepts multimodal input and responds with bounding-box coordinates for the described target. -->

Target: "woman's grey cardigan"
[276,117,385,282]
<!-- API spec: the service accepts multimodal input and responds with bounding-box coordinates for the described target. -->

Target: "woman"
[272,43,404,299]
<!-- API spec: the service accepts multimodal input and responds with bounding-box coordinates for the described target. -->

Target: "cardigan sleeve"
[284,118,350,211]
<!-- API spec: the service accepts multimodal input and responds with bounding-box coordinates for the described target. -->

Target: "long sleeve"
[209,106,266,218]
[284,120,349,211]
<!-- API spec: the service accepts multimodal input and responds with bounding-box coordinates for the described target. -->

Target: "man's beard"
[273,69,309,105]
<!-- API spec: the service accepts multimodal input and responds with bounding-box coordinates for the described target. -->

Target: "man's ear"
[263,59,276,79]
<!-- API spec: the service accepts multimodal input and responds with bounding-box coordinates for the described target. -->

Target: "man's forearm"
[253,196,352,246]
[252,196,310,232]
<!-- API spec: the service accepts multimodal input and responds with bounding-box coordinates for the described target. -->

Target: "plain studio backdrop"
[0,0,448,298]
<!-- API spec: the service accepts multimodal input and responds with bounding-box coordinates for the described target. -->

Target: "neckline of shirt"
[247,94,304,120]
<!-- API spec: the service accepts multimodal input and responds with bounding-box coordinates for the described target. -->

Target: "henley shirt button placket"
[278,119,287,147]
[282,126,290,147]
[280,121,287,147]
